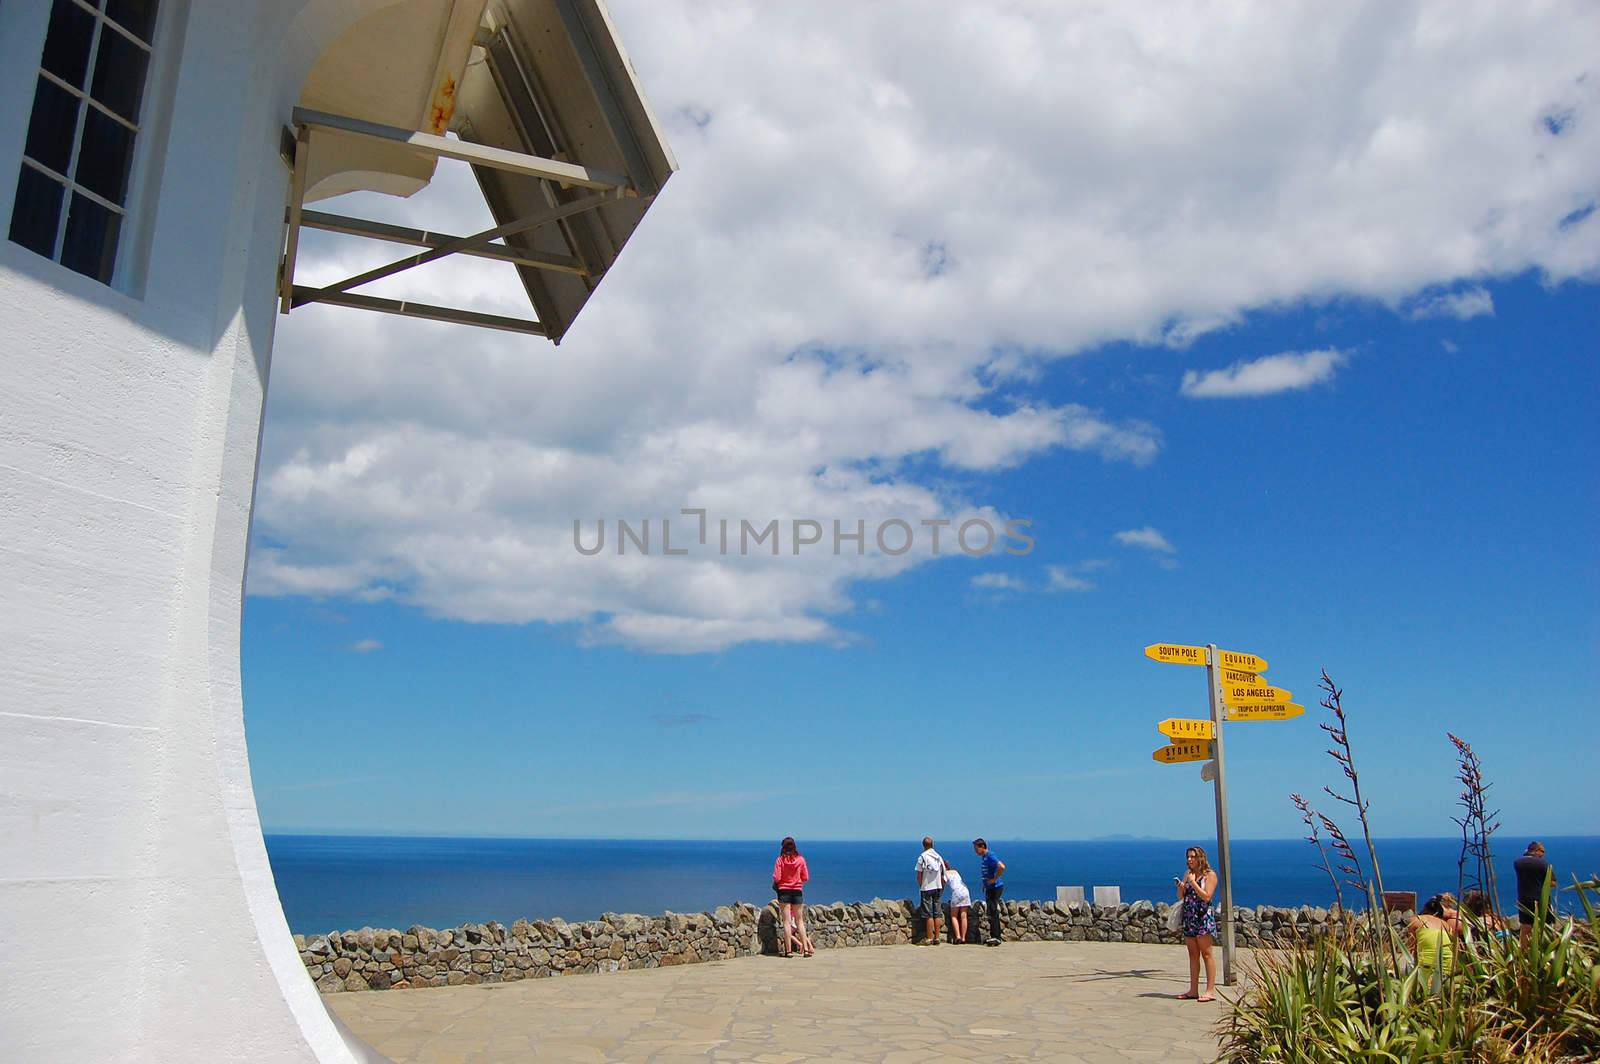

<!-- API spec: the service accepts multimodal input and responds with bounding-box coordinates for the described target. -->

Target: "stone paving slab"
[328,941,1231,1063]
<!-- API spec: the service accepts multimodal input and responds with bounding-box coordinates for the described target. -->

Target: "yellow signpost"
[1152,740,1213,764]
[1143,643,1209,666]
[1223,682,1293,705]
[1144,640,1288,987]
[1225,702,1305,722]
[1158,718,1215,740]
[1216,649,1268,673]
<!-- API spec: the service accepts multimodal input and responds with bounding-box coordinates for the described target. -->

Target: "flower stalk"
[1316,670,1399,971]
[1292,792,1344,913]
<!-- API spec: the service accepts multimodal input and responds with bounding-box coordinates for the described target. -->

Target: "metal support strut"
[276,107,634,335]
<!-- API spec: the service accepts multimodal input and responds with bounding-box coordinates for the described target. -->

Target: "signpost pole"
[1205,643,1236,985]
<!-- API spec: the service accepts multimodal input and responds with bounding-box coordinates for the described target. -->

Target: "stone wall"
[298,898,1409,993]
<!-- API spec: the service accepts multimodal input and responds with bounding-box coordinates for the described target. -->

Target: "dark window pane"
[61,192,122,283]
[42,0,96,88]
[23,76,82,175]
[9,165,67,258]
[89,24,150,123]
[75,108,136,205]
[106,0,159,44]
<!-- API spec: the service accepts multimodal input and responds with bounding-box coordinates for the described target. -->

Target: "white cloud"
[1180,349,1348,399]
[1046,565,1095,593]
[972,572,1028,592]
[347,638,383,654]
[973,559,1109,594]
[256,2,1600,652]
[1114,527,1177,554]
[1407,286,1495,320]
[1163,314,1238,350]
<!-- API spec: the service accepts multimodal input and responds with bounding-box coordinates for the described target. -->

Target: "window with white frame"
[9,0,161,285]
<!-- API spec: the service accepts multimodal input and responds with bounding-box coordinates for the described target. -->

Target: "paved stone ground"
[327,940,1232,1063]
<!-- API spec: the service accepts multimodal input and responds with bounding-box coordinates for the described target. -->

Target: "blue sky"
[242,4,1599,844]
[244,272,1599,841]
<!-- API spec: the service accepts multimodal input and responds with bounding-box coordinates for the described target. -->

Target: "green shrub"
[1223,683,1597,1062]
[1218,885,1599,1063]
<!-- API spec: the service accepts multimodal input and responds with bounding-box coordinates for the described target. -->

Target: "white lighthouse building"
[0,2,673,1060]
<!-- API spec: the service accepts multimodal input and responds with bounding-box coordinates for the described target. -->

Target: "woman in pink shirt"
[773,837,814,957]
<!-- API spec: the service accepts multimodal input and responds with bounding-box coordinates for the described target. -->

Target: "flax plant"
[1219,709,1600,1063]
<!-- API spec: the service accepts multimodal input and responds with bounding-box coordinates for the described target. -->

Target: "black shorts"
[919,889,944,919]
[777,889,803,905]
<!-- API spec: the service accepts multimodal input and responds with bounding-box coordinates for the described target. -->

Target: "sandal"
[1176,991,1197,1000]
[1197,993,1216,1003]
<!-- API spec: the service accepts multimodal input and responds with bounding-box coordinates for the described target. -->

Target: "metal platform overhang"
[279,0,675,342]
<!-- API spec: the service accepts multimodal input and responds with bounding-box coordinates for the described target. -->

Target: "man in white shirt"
[914,836,948,945]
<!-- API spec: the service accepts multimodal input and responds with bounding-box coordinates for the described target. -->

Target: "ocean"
[264,834,1600,936]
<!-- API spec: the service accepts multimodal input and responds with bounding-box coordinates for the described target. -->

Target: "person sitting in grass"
[1407,893,1459,994]
[1460,888,1510,948]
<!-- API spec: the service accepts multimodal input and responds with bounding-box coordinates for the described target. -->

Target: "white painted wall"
[0,1,414,1060]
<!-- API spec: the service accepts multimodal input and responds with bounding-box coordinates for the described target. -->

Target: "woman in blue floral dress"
[1175,846,1219,1001]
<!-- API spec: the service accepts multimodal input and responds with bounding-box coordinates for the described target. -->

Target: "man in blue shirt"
[974,838,1006,946]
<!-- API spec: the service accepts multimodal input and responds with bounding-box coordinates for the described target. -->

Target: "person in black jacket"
[1513,840,1554,945]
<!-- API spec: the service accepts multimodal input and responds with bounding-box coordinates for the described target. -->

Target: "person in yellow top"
[1407,893,1460,994]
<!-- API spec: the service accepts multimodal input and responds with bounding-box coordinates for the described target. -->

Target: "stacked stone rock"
[297,905,763,992]
[299,899,1412,993]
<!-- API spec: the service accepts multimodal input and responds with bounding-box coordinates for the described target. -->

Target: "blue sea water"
[265,834,1600,936]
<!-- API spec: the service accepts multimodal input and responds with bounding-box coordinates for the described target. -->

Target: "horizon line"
[261,830,1597,844]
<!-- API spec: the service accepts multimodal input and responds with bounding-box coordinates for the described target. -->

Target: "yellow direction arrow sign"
[1224,682,1293,705]
[1217,649,1268,673]
[1145,643,1209,666]
[1153,740,1213,764]
[1226,702,1305,722]
[1221,666,1266,686]
[1159,718,1215,740]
